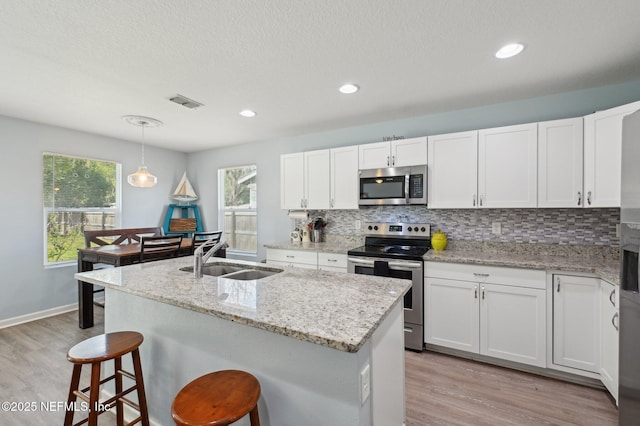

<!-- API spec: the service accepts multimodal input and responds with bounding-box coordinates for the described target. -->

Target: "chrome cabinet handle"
[609,288,616,307]
[482,286,486,300]
[327,259,338,262]
[473,195,476,207]
[387,156,390,166]
[330,198,334,208]
[577,191,582,206]
[612,312,619,331]
[474,285,478,299]
[479,195,484,206]
[473,273,489,278]
[587,191,592,205]
[556,277,561,292]
[391,155,395,166]
[286,255,295,259]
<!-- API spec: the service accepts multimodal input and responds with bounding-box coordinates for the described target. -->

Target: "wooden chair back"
[84,227,162,248]
[140,235,183,263]
[191,231,223,255]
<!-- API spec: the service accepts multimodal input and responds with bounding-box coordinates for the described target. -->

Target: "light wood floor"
[0,308,619,425]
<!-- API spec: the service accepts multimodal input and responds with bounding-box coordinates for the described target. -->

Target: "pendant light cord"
[140,121,146,166]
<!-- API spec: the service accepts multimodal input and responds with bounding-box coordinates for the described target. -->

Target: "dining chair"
[191,231,223,255]
[140,235,183,263]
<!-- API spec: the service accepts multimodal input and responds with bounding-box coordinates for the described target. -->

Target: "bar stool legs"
[64,331,149,426]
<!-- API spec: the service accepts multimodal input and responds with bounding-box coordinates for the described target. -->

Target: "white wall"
[189,80,640,262]
[0,116,186,322]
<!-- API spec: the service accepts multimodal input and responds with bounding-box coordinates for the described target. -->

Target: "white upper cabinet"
[478,123,538,208]
[304,149,331,210]
[538,117,584,208]
[427,131,478,208]
[281,152,305,209]
[358,137,427,169]
[280,150,330,210]
[584,100,640,207]
[330,145,359,210]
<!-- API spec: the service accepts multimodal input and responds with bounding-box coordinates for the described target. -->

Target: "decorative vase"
[431,230,448,251]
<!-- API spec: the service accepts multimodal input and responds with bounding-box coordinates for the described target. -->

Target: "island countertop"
[75,257,410,353]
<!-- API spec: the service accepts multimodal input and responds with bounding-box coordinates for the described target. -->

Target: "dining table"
[76,238,193,328]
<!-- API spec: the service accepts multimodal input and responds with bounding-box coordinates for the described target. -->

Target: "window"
[219,165,257,253]
[43,153,121,265]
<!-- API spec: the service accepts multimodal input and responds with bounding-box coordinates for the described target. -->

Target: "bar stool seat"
[171,370,261,426]
[65,331,149,426]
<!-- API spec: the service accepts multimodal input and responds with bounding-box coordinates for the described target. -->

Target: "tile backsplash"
[302,207,620,247]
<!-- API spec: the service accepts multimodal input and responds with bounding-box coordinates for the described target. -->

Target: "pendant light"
[123,115,162,188]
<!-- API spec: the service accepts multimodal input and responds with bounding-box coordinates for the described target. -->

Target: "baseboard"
[0,303,78,329]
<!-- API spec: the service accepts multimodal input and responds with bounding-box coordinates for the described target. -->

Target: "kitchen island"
[75,257,410,426]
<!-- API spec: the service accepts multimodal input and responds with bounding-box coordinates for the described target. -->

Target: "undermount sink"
[180,262,282,280]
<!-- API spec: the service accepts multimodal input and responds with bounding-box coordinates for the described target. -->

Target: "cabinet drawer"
[267,249,318,265]
[425,261,545,290]
[318,252,347,268]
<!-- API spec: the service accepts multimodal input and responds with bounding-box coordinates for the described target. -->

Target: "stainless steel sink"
[180,262,282,280]
[221,269,279,280]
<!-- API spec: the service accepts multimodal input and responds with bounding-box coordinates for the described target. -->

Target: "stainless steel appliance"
[358,165,427,206]
[620,108,640,424]
[347,222,430,351]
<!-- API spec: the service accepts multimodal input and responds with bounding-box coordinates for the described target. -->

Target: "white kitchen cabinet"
[600,279,619,403]
[318,252,348,273]
[427,131,478,208]
[280,152,305,209]
[478,123,538,208]
[330,146,359,209]
[538,117,584,208]
[552,274,600,373]
[584,100,640,207]
[425,262,546,367]
[280,150,330,210]
[358,137,427,169]
[266,248,318,270]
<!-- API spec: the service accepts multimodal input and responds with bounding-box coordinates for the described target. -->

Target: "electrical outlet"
[355,220,362,230]
[492,222,502,235]
[616,224,621,238]
[360,364,370,405]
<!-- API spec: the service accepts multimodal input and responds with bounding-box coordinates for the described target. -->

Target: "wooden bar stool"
[64,331,150,426]
[171,370,261,426]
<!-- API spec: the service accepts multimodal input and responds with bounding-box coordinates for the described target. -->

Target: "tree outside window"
[219,165,257,253]
[43,153,121,264]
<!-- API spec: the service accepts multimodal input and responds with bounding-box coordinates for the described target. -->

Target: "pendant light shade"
[123,115,162,188]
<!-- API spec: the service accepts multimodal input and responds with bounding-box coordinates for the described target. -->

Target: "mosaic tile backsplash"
[300,207,620,247]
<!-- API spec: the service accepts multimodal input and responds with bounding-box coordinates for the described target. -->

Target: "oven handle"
[348,258,423,269]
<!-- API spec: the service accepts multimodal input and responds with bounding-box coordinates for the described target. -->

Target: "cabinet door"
[281,153,305,209]
[425,277,480,353]
[600,280,619,403]
[330,146,359,209]
[480,283,546,367]
[478,123,537,208]
[584,100,640,207]
[552,275,600,372]
[427,131,478,208]
[304,149,330,210]
[359,141,390,169]
[392,137,427,167]
[538,118,584,208]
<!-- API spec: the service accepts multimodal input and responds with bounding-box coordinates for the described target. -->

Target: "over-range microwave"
[359,165,427,206]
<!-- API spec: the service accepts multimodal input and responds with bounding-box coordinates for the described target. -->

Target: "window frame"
[42,152,122,267]
[218,164,258,255]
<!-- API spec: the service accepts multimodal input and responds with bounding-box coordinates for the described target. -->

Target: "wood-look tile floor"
[0,307,619,425]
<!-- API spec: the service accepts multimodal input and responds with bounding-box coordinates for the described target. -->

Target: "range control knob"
[373,225,379,231]
[414,227,420,232]
[367,225,373,231]
[421,227,426,232]
[407,226,413,232]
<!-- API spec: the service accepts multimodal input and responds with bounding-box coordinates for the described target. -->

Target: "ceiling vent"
[169,94,204,109]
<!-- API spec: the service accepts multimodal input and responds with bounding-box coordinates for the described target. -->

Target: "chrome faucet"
[194,239,229,278]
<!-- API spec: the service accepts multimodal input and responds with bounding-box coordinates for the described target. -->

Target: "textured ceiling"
[1,0,640,152]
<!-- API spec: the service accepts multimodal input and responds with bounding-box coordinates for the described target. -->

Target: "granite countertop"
[75,257,410,353]
[424,242,620,285]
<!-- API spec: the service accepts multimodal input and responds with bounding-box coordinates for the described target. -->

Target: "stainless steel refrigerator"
[619,108,640,424]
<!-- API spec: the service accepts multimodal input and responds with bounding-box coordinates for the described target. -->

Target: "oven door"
[348,256,424,350]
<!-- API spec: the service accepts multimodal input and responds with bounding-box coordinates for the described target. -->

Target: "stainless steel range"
[347,222,430,351]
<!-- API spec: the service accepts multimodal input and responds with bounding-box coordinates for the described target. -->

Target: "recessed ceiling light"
[495,43,525,59]
[239,109,256,118]
[339,83,359,94]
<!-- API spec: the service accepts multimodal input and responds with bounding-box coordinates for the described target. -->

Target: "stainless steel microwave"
[359,165,427,206]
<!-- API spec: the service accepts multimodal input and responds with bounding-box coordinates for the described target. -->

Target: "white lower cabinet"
[318,252,348,273]
[552,274,600,373]
[266,248,318,270]
[425,262,546,367]
[600,279,619,403]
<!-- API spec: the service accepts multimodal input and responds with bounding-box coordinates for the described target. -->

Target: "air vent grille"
[169,94,204,109]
